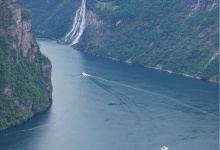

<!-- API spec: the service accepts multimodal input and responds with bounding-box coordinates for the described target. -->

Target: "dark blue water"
[0,39,219,150]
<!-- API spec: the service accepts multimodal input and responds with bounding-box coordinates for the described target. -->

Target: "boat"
[160,146,168,150]
[82,71,89,77]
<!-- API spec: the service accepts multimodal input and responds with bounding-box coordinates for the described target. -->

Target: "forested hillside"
[23,0,219,82]
[0,0,52,131]
[22,0,81,38]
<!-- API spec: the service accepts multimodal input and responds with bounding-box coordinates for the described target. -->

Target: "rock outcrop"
[186,0,219,15]
[0,0,52,131]
[83,10,110,48]
[1,0,38,59]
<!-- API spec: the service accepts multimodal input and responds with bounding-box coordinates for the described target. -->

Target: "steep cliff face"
[82,10,110,49]
[0,0,52,131]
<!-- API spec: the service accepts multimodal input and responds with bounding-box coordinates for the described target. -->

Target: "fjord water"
[0,39,218,150]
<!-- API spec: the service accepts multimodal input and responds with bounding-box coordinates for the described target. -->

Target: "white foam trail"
[83,73,219,119]
[4,123,52,136]
[63,0,86,46]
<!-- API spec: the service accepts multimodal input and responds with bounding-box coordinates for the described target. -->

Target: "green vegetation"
[0,0,52,131]
[21,8,31,20]
[95,2,118,11]
[23,0,219,81]
[22,0,81,38]
[85,0,219,81]
[0,35,51,131]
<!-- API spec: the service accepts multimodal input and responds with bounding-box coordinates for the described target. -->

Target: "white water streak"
[82,72,219,119]
[204,52,219,68]
[4,123,51,136]
[64,0,86,46]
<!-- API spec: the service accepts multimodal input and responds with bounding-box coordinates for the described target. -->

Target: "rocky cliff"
[0,0,52,131]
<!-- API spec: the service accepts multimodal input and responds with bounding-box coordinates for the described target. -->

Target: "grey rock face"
[85,10,110,47]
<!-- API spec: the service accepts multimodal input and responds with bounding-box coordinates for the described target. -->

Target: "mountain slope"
[0,0,52,131]
[22,0,81,38]
[23,0,219,82]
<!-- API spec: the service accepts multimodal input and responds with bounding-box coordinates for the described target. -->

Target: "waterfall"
[63,0,86,46]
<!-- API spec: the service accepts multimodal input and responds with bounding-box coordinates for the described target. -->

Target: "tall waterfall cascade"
[63,0,86,46]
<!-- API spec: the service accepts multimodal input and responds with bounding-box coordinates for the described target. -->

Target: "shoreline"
[79,50,219,84]
[36,37,219,84]
[0,102,52,132]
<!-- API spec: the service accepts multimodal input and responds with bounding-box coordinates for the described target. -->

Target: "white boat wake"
[82,72,219,119]
[4,123,52,136]
[63,0,86,46]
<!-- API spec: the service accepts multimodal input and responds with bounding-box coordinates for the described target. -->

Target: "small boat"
[160,146,168,150]
[82,71,89,77]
